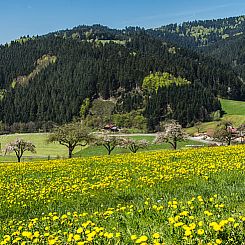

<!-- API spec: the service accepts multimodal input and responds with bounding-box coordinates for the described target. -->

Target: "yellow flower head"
[152,233,160,239]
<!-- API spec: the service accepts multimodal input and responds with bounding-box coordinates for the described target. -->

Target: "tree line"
[3,121,187,161]
[4,120,245,162]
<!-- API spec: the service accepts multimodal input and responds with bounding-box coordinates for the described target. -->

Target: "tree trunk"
[108,149,111,155]
[15,150,22,162]
[68,147,73,158]
[173,140,177,150]
[227,136,231,145]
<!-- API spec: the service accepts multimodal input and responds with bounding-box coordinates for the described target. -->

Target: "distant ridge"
[0,15,244,130]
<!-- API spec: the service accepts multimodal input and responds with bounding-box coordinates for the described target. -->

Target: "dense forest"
[152,15,245,47]
[0,17,245,131]
[150,15,245,81]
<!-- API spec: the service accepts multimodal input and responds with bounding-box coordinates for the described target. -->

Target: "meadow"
[186,99,245,135]
[0,133,204,161]
[0,133,68,158]
[0,145,245,244]
[220,99,245,116]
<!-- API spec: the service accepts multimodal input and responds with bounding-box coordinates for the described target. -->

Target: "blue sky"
[1,0,245,44]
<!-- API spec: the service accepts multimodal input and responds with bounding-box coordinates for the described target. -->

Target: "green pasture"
[0,133,68,160]
[75,137,205,157]
[186,99,245,135]
[0,133,205,162]
[0,145,245,244]
[220,98,245,116]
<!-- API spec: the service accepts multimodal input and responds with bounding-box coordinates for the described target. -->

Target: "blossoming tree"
[4,138,36,162]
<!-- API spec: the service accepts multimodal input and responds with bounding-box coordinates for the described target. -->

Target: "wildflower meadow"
[0,145,245,244]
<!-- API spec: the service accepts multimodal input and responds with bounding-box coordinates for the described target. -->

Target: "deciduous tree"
[95,134,123,155]
[48,122,94,158]
[237,124,245,144]
[154,120,188,150]
[213,121,236,145]
[121,138,149,153]
[4,138,36,162]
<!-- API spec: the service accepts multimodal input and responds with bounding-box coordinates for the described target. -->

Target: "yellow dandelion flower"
[131,235,137,240]
[48,239,56,245]
[216,239,222,244]
[197,229,204,235]
[152,233,160,239]
[74,234,81,241]
[184,229,192,236]
[87,237,93,242]
[33,231,40,238]
[77,227,83,233]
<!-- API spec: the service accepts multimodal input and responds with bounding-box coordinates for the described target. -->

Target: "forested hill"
[152,15,245,48]
[0,24,244,130]
[202,34,245,79]
[150,15,245,82]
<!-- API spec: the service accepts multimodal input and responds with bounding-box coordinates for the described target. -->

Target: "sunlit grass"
[186,99,245,135]
[0,145,245,243]
[0,133,77,159]
[0,133,205,161]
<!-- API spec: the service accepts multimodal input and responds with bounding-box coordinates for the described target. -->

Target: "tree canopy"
[154,120,188,150]
[95,134,124,155]
[213,121,235,145]
[48,122,94,158]
[4,138,36,162]
[121,138,149,153]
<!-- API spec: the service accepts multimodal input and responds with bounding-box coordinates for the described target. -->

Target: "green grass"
[0,133,71,160]
[0,145,245,244]
[0,133,206,161]
[74,136,206,157]
[220,98,245,115]
[186,98,245,135]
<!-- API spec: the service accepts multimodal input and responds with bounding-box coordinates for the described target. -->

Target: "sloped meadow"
[0,145,245,244]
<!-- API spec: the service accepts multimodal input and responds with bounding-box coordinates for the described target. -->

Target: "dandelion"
[216,239,222,244]
[74,234,81,241]
[152,233,160,239]
[197,229,204,235]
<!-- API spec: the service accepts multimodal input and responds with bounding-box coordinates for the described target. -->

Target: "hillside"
[0,23,244,131]
[220,98,245,116]
[0,146,245,244]
[202,34,245,79]
[150,15,245,82]
[152,15,245,48]
[186,99,245,135]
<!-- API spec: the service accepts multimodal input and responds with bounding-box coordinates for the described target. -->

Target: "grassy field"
[4,99,243,159]
[220,98,245,115]
[0,133,205,162]
[0,133,69,160]
[75,136,205,157]
[0,145,245,244]
[186,98,245,135]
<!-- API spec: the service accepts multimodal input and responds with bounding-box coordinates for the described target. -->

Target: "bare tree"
[48,122,94,158]
[154,120,188,150]
[4,138,36,162]
[121,138,149,153]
